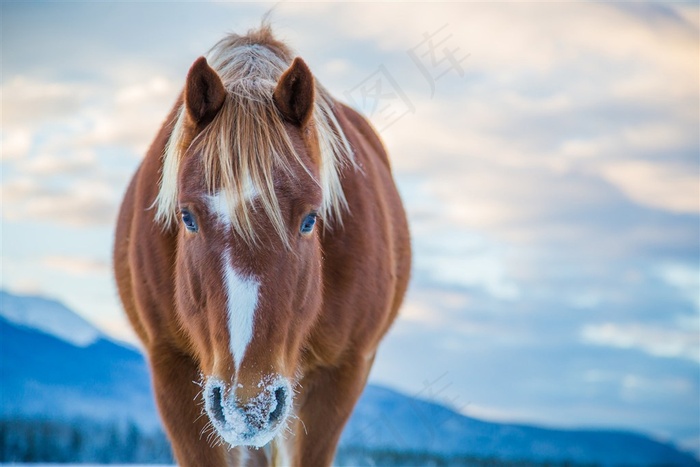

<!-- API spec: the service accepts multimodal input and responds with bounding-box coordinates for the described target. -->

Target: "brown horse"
[113,25,410,467]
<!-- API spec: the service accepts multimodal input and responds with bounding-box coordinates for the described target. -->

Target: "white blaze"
[208,188,261,370]
[222,248,260,370]
[206,184,258,226]
[207,191,234,228]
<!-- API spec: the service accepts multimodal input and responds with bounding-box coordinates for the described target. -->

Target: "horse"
[113,25,411,467]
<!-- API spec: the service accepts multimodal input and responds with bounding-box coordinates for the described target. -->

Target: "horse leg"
[291,355,375,466]
[149,345,233,467]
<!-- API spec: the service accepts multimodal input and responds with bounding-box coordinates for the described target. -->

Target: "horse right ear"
[185,56,227,127]
[273,57,315,126]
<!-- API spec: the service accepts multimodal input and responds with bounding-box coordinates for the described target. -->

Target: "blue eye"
[181,209,198,232]
[300,213,317,234]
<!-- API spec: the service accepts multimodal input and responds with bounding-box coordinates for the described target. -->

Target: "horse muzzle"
[203,375,292,448]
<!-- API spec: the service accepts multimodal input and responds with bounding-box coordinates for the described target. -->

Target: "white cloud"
[599,161,699,214]
[94,316,141,348]
[292,3,696,90]
[2,68,179,165]
[5,278,43,295]
[2,178,119,226]
[1,127,32,161]
[656,263,700,311]
[1,76,95,126]
[621,123,692,152]
[115,76,174,105]
[462,404,543,425]
[16,150,98,176]
[581,322,700,362]
[1,71,179,227]
[322,58,352,76]
[581,369,694,402]
[674,3,700,29]
[398,301,445,327]
[301,2,699,226]
[42,255,109,276]
[404,185,522,301]
[77,75,178,154]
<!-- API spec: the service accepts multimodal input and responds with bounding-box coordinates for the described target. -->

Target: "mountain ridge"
[1,289,697,466]
[0,290,108,347]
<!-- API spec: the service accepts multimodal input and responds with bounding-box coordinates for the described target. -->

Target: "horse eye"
[300,213,317,235]
[181,209,198,233]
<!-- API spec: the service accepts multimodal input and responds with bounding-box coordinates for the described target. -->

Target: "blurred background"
[2,2,698,465]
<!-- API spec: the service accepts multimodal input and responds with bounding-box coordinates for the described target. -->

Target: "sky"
[2,0,699,458]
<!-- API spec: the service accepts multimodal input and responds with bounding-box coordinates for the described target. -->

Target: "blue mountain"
[343,385,698,466]
[0,315,157,428]
[1,290,697,466]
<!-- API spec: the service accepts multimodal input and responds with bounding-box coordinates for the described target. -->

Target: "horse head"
[155,46,349,447]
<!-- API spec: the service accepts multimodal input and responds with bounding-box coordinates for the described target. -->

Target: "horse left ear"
[274,57,315,126]
[185,56,227,127]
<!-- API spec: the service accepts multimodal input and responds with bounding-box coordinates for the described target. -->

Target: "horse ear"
[273,57,315,126]
[185,56,227,127]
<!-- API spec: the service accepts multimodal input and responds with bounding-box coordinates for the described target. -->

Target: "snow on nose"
[204,376,292,448]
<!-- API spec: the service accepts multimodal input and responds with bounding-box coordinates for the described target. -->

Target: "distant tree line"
[1,418,597,466]
[335,446,597,467]
[0,418,173,463]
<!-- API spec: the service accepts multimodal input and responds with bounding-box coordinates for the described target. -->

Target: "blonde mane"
[154,26,354,247]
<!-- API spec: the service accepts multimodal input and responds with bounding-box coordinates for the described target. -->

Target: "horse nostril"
[268,386,286,423]
[209,386,226,424]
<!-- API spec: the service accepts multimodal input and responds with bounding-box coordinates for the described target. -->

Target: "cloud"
[599,161,699,214]
[294,3,698,237]
[1,76,96,126]
[414,231,521,301]
[2,178,119,227]
[395,176,522,301]
[41,255,109,276]
[1,127,32,161]
[398,300,445,327]
[6,278,43,295]
[75,75,179,154]
[581,322,700,362]
[291,3,696,93]
[675,3,700,29]
[96,317,141,348]
[656,263,700,311]
[2,73,178,157]
[1,72,180,227]
[15,151,98,177]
